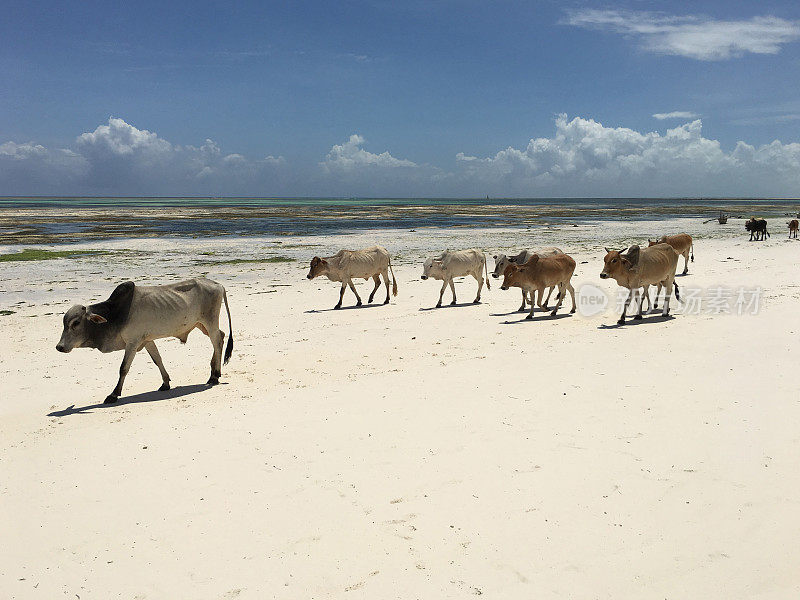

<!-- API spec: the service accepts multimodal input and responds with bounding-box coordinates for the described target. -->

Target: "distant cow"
[499,253,576,320]
[492,248,562,311]
[600,244,680,325]
[421,249,490,307]
[746,218,770,241]
[648,234,693,274]
[788,219,798,239]
[307,245,397,309]
[56,278,233,404]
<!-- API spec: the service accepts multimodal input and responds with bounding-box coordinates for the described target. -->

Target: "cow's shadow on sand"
[500,313,573,324]
[419,302,483,311]
[490,306,556,317]
[47,383,215,417]
[598,314,675,329]
[306,303,387,313]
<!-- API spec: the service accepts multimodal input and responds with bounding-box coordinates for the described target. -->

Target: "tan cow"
[600,244,680,325]
[56,278,233,403]
[421,249,490,307]
[499,253,576,320]
[492,248,562,311]
[788,219,799,239]
[648,233,693,274]
[307,245,397,309]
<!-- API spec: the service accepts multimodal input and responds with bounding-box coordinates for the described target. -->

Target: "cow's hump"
[90,281,136,325]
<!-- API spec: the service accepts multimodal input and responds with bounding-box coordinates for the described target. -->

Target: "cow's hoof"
[633,314,643,320]
[159,382,171,391]
[356,301,363,306]
[518,307,526,312]
[525,314,534,320]
[368,296,375,304]
[333,304,342,310]
[570,307,576,314]
[617,318,625,325]
[473,299,480,304]
[103,394,119,404]
[207,376,220,386]
[450,301,457,306]
[682,270,688,275]
[383,299,389,305]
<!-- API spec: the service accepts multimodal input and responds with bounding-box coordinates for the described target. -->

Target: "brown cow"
[499,253,576,320]
[788,219,798,239]
[600,244,680,325]
[648,233,693,274]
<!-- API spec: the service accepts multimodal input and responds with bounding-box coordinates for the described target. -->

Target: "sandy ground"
[1,219,799,599]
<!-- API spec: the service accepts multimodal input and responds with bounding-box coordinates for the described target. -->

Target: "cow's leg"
[203,321,225,385]
[540,286,554,308]
[661,278,673,316]
[634,288,644,320]
[436,279,447,308]
[518,290,527,312]
[334,283,346,309]
[567,282,576,314]
[145,341,171,391]
[526,289,537,319]
[368,274,381,304]
[382,269,391,304]
[472,271,482,303]
[348,279,362,306]
[449,278,457,305]
[618,288,633,325]
[550,283,567,316]
[106,342,139,403]
[682,251,689,275]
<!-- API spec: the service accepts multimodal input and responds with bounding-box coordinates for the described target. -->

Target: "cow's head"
[500,255,537,290]
[307,256,328,279]
[421,257,443,280]
[491,254,509,278]
[600,246,639,281]
[56,305,107,353]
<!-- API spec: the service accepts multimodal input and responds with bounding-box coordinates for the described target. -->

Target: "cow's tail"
[673,281,682,302]
[690,242,694,262]
[388,256,398,297]
[223,288,234,365]
[484,253,491,290]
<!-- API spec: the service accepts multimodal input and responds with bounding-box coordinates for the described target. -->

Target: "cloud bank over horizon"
[2,115,800,198]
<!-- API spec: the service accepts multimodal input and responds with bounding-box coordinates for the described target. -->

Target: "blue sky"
[2,0,800,196]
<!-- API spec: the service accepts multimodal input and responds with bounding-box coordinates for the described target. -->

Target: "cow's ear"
[87,312,107,324]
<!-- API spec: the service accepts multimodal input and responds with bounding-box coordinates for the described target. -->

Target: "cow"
[492,248,562,311]
[56,278,233,404]
[499,253,576,320]
[648,234,693,275]
[745,218,770,241]
[600,244,680,325]
[307,245,397,309]
[421,249,490,307]
[788,219,799,239]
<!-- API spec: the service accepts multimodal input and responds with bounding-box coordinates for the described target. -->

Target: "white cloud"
[321,134,416,172]
[0,117,286,195]
[566,10,800,60]
[453,114,800,197]
[653,111,699,120]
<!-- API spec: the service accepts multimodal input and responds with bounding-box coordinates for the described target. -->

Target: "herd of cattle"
[55,218,797,403]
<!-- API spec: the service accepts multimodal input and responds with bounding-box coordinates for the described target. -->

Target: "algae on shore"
[0,249,111,262]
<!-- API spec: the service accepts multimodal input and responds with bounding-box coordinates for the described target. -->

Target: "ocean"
[1,197,797,245]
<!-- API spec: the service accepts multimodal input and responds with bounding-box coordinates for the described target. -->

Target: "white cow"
[56,278,233,404]
[307,245,398,309]
[421,249,490,307]
[492,248,562,311]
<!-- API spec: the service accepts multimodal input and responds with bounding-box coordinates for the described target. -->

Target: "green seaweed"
[0,249,110,262]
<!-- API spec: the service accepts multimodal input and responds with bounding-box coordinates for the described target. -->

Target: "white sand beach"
[1,218,799,599]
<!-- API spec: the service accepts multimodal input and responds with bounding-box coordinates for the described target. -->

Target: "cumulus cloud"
[0,117,286,195]
[565,10,800,60]
[321,134,416,172]
[653,111,699,120]
[454,114,800,197]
